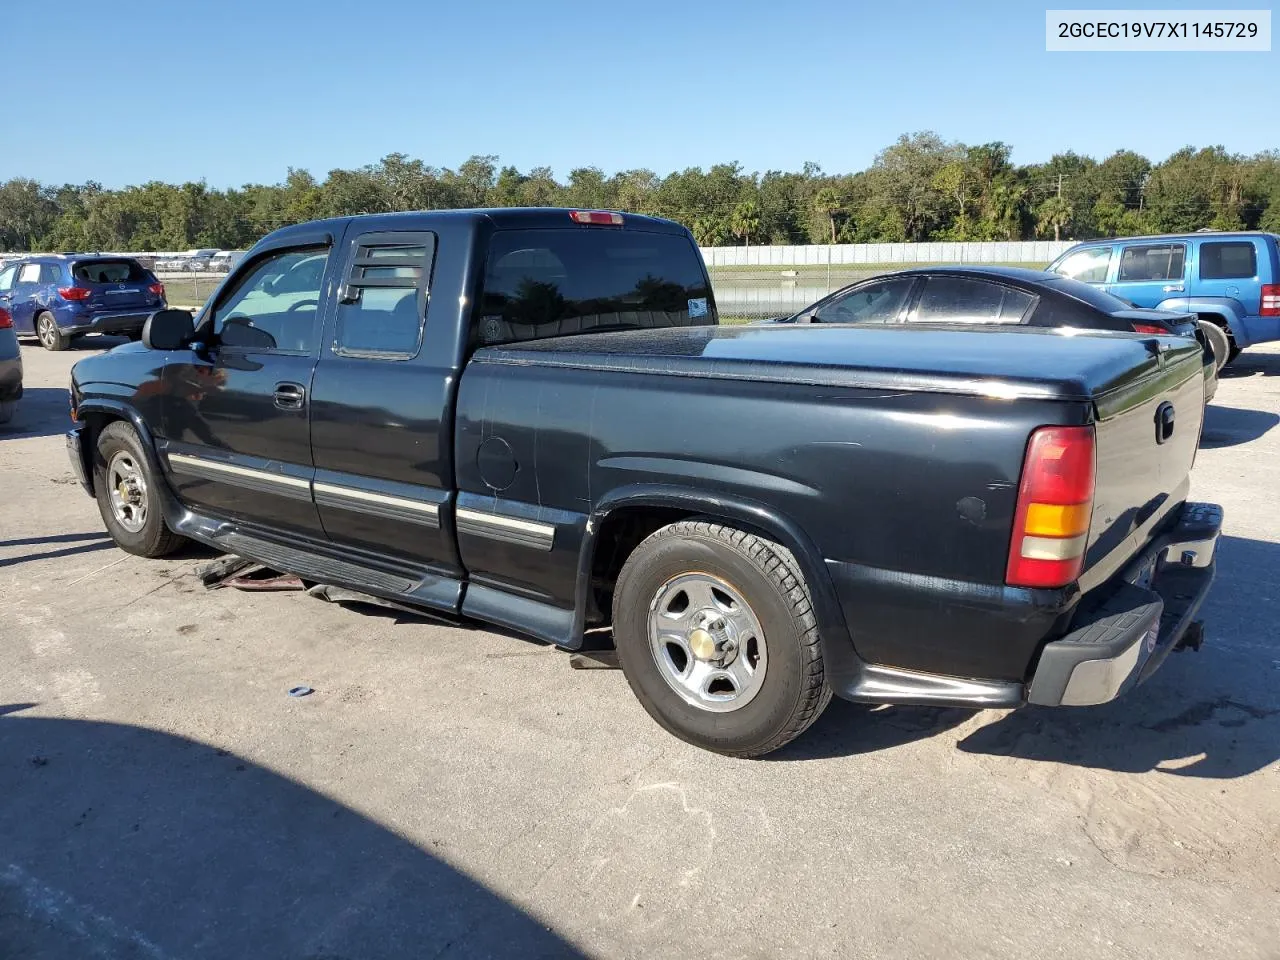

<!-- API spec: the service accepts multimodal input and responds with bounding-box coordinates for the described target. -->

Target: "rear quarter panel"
[454,357,1085,676]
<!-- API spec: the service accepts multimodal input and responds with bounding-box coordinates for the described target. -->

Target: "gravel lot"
[2,336,1278,960]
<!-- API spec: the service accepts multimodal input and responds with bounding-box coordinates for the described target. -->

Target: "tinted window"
[334,232,435,357]
[1043,277,1133,313]
[1117,243,1185,282]
[478,229,712,345]
[814,277,913,323]
[0,266,14,292]
[910,277,1034,324]
[73,259,149,283]
[17,264,40,284]
[40,264,63,283]
[1053,247,1112,283]
[211,247,327,352]
[1199,241,1257,280]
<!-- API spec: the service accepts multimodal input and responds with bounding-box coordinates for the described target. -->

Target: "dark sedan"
[762,266,1217,399]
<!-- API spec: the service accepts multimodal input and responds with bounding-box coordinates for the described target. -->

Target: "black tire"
[0,400,15,425]
[1197,320,1230,374]
[612,520,831,757]
[35,311,68,351]
[93,420,187,558]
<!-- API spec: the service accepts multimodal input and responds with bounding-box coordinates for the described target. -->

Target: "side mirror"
[142,308,195,350]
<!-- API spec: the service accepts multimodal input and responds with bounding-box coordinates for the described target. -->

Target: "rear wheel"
[612,520,831,758]
[36,312,68,351]
[93,421,187,557]
[0,400,15,425]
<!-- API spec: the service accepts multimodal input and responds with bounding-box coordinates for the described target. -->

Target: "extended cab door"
[307,228,464,612]
[159,237,334,540]
[1108,241,1189,308]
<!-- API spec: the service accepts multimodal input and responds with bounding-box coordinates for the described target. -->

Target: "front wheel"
[92,421,188,557]
[612,520,831,757]
[36,312,68,351]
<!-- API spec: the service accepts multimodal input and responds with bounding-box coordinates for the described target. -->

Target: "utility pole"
[1056,173,1064,198]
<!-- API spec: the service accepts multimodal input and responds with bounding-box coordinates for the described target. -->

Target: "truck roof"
[259,208,690,248]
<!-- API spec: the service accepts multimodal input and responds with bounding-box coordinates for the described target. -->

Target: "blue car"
[0,255,167,351]
[1047,231,1280,368]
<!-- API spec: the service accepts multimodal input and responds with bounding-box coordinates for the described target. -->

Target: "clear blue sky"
[4,0,1275,187]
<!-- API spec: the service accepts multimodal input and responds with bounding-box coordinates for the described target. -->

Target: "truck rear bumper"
[1025,501,1221,706]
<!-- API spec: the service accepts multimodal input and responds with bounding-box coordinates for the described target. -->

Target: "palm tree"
[730,200,761,247]
[988,181,1028,240]
[813,188,843,244]
[1036,195,1073,241]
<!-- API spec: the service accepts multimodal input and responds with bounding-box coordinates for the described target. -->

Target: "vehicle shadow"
[0,706,584,959]
[767,700,975,762]
[0,531,116,571]
[0,387,75,441]
[1198,404,1280,448]
[957,535,1280,778]
[1219,350,1280,379]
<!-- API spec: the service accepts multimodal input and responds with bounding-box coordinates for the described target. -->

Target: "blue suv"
[1047,232,1280,368]
[0,255,167,351]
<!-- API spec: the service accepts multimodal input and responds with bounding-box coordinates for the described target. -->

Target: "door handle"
[273,382,306,410]
[1162,284,1184,293]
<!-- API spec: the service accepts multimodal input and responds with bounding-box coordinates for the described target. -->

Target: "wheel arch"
[573,484,860,678]
[75,400,165,496]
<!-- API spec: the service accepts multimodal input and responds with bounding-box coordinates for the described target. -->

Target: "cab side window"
[211,247,328,352]
[333,232,435,359]
[814,277,914,323]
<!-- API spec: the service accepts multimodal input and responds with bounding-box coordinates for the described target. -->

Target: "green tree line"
[1,132,1277,252]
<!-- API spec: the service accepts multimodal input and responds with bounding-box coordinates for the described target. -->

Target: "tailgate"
[1080,337,1206,591]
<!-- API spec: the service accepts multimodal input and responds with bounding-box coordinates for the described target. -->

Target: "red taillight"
[1261,283,1280,318]
[149,282,166,298]
[1006,425,1096,589]
[58,286,92,301]
[569,210,624,226]
[1131,322,1167,335]
[0,307,11,329]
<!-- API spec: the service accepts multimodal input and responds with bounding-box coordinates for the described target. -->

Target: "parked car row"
[154,249,244,273]
[61,209,1222,758]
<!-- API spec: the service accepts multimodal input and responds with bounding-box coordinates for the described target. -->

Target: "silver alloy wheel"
[37,315,58,349]
[647,572,768,712]
[106,451,148,533]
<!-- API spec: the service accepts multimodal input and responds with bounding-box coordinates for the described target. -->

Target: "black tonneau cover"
[480,324,1204,404]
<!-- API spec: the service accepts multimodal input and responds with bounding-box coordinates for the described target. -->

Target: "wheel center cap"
[688,628,718,661]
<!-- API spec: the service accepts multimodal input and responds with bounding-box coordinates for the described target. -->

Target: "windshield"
[477,228,714,346]
[73,259,150,284]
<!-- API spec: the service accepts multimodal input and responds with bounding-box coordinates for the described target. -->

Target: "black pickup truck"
[67,208,1222,757]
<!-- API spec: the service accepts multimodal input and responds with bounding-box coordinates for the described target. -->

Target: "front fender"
[576,483,864,688]
[73,398,166,494]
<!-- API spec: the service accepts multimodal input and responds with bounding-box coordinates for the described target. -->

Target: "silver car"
[0,305,22,425]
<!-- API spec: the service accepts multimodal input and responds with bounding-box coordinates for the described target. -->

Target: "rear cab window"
[334,232,436,358]
[477,227,713,346]
[1199,241,1258,280]
[73,259,150,284]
